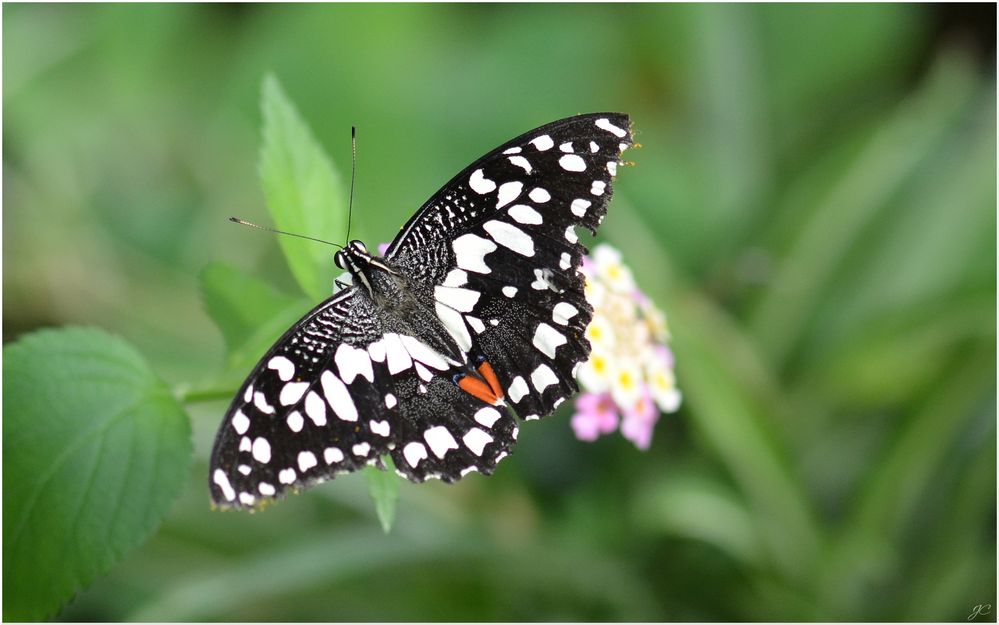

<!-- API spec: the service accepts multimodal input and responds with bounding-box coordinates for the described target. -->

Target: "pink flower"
[620,387,659,450]
[652,345,675,369]
[570,392,619,442]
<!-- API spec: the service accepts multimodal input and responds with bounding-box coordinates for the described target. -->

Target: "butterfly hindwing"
[210,113,632,509]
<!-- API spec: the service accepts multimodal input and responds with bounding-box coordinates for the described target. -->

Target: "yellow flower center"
[617,370,636,390]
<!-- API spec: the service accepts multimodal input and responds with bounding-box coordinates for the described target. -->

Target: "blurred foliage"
[3,3,995,621]
[3,328,192,620]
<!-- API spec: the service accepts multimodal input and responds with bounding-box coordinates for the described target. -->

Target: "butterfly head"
[334,240,371,272]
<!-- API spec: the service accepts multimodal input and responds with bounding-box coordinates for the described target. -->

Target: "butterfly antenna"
[228,217,343,249]
[346,126,357,244]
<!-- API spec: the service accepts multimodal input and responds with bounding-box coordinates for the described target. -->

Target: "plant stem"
[178,387,235,405]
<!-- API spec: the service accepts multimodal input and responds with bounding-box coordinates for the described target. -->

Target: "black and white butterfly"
[210,113,634,509]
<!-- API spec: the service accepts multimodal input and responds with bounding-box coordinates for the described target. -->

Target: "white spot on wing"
[435,302,472,352]
[404,442,428,467]
[370,419,390,436]
[253,392,276,415]
[383,333,413,374]
[559,154,586,172]
[352,442,371,456]
[469,168,496,194]
[239,436,251,452]
[424,425,459,458]
[239,492,255,506]
[559,252,571,270]
[503,146,522,155]
[533,323,568,358]
[320,371,357,421]
[508,376,529,403]
[435,285,481,312]
[385,393,397,409]
[564,226,578,243]
[279,381,309,406]
[590,141,599,153]
[443,269,468,287]
[252,437,271,463]
[400,335,453,370]
[607,161,618,176]
[325,447,344,464]
[415,361,433,382]
[267,356,295,381]
[231,410,250,435]
[305,390,328,426]
[553,302,579,325]
[531,364,559,393]
[286,410,304,432]
[238,464,251,475]
[559,141,574,153]
[483,220,534,257]
[496,181,523,209]
[467,315,486,334]
[530,134,554,151]
[335,344,374,384]
[298,451,318,472]
[463,428,493,456]
[502,286,517,297]
[367,338,387,362]
[259,482,276,496]
[571,198,591,216]
[591,180,606,196]
[508,204,542,225]
[596,117,627,137]
[529,187,551,203]
[508,156,532,173]
[213,469,236,501]
[452,233,497,274]
[474,406,502,428]
[279,468,296,484]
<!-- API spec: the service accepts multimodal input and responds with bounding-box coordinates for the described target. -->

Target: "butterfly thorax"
[335,240,468,367]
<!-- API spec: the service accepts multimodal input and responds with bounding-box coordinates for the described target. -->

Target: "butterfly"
[210,113,634,508]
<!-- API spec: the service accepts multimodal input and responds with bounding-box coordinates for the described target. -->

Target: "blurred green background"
[3,3,996,621]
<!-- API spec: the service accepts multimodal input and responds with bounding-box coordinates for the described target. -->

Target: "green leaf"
[2,327,193,620]
[199,261,313,372]
[259,74,347,301]
[364,456,400,533]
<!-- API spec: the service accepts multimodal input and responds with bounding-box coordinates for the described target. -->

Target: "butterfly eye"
[353,240,368,254]
[334,251,346,270]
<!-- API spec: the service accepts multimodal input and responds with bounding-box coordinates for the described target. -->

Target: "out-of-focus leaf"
[758,3,924,140]
[821,349,995,615]
[199,261,312,372]
[634,472,763,567]
[800,89,997,367]
[259,74,347,301]
[903,433,996,620]
[364,456,400,534]
[812,296,995,406]
[750,53,979,365]
[2,327,192,621]
[128,523,480,621]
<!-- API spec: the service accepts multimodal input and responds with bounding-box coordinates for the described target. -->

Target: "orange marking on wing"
[458,376,500,404]
[478,361,504,400]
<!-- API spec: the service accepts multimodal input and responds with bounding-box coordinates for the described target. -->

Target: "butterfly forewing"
[210,113,633,509]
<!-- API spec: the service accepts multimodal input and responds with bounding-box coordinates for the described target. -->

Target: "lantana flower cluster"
[572,244,681,450]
